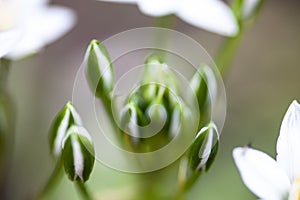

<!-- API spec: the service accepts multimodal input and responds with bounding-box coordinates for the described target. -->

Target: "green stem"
[153,14,176,60]
[101,97,124,143]
[214,30,244,76]
[154,14,176,29]
[175,158,201,200]
[75,181,93,200]
[175,172,200,200]
[0,58,14,199]
[0,58,11,91]
[215,0,265,76]
[34,158,63,200]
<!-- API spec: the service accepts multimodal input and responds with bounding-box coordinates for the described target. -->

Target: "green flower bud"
[168,103,182,138]
[188,122,219,172]
[120,103,144,147]
[142,55,178,101]
[49,102,82,158]
[85,39,115,99]
[190,64,217,131]
[62,126,95,182]
[145,102,167,135]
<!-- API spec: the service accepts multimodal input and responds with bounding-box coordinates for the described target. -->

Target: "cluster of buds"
[84,39,221,185]
[49,102,95,182]
[119,55,188,152]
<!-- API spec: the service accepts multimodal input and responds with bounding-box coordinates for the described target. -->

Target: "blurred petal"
[97,0,137,4]
[177,0,239,36]
[233,147,290,200]
[0,30,20,58]
[276,100,300,182]
[29,6,76,45]
[137,0,178,17]
[7,5,76,59]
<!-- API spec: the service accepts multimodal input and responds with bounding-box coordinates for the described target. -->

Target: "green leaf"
[85,39,115,99]
[62,126,95,182]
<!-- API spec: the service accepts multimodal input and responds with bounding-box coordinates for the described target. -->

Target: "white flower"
[233,100,300,200]
[97,0,239,36]
[0,29,20,58]
[0,0,76,60]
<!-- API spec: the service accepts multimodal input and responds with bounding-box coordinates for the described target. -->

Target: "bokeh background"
[5,0,300,199]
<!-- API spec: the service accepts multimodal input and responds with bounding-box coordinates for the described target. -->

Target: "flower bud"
[85,39,115,99]
[49,102,82,158]
[145,102,167,135]
[62,126,95,182]
[189,64,217,131]
[142,55,178,101]
[120,103,145,147]
[188,122,219,172]
[168,103,182,138]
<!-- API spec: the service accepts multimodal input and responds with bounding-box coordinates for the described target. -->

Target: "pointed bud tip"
[291,100,300,108]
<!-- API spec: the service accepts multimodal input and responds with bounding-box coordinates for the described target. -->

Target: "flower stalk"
[75,181,93,200]
[0,58,11,91]
[33,158,63,200]
[215,0,265,75]
[0,58,15,199]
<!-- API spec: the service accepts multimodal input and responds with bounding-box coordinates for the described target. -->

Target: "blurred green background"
[5,0,300,199]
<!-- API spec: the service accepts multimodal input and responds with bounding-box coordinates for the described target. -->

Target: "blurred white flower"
[0,0,76,60]
[233,100,300,200]
[0,29,20,58]
[98,0,239,36]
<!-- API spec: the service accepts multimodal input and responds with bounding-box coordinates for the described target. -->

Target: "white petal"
[137,0,178,17]
[96,0,138,4]
[276,100,300,182]
[0,30,21,58]
[233,147,290,200]
[177,0,239,36]
[8,5,76,59]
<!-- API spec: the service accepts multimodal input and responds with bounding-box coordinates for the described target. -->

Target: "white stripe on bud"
[54,109,70,157]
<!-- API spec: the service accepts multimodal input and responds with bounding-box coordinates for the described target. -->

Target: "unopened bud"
[62,126,95,182]
[188,122,219,172]
[49,102,82,158]
[190,64,217,130]
[85,39,115,99]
